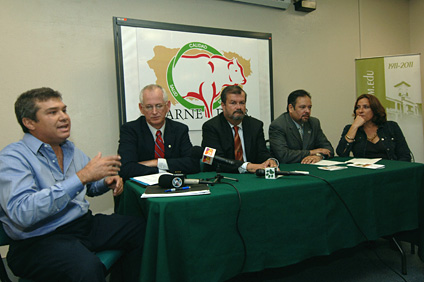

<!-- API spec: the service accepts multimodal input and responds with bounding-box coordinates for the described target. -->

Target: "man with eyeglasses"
[118,84,199,182]
[201,85,278,173]
[0,87,145,281]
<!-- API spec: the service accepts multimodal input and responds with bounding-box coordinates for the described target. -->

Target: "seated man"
[269,89,334,164]
[118,84,199,181]
[0,87,145,282]
[201,85,278,173]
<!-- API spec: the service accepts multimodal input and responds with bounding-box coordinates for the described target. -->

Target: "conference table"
[117,158,424,282]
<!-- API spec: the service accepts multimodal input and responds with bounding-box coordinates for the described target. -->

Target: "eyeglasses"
[142,103,167,112]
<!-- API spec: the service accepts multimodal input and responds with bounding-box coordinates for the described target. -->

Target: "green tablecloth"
[118,159,424,282]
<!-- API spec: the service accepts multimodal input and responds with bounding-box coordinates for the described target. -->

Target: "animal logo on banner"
[149,42,250,119]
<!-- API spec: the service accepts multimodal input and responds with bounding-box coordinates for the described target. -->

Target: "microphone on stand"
[190,146,240,183]
[255,169,309,177]
[158,174,213,189]
[191,146,239,166]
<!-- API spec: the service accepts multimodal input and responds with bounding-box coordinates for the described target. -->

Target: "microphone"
[183,178,214,185]
[191,146,238,166]
[158,174,213,188]
[255,169,308,177]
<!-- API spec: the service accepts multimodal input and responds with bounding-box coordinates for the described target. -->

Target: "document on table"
[313,160,346,166]
[345,158,382,165]
[347,163,385,169]
[314,158,385,170]
[345,158,385,169]
[141,184,211,198]
[318,166,348,171]
[130,172,172,186]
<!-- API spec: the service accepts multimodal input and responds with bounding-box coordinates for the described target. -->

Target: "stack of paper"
[314,158,385,170]
[130,172,172,186]
[313,160,346,166]
[345,158,385,169]
[345,158,382,165]
[347,163,385,169]
[318,166,348,171]
[140,184,210,198]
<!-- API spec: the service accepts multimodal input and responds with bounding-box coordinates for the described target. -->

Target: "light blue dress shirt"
[0,134,109,240]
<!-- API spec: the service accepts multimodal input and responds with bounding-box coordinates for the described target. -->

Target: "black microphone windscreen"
[158,174,175,188]
[256,169,265,177]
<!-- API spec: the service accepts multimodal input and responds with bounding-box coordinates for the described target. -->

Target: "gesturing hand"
[105,175,124,196]
[77,152,121,185]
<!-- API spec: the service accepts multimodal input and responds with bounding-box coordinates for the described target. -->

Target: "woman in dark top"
[336,94,411,161]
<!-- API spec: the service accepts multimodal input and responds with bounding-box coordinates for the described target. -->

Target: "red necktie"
[234,126,243,161]
[155,130,165,159]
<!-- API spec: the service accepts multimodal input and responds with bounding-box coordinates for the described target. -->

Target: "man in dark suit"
[118,84,199,182]
[201,85,278,173]
[269,89,334,164]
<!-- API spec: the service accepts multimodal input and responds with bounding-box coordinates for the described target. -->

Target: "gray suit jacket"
[269,112,334,163]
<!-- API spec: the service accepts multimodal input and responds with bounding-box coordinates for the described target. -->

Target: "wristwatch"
[315,153,324,160]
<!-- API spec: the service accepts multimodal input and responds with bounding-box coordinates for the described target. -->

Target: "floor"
[227,239,424,282]
[2,239,423,282]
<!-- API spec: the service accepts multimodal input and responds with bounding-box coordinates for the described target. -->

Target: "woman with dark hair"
[336,94,411,161]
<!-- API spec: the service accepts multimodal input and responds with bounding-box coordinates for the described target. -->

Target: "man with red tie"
[201,85,278,173]
[118,84,199,182]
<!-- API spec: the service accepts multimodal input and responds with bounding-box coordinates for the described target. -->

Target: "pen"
[164,186,190,192]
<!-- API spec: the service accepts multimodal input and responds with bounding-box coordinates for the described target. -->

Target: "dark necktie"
[234,126,243,161]
[155,130,165,159]
[299,126,303,141]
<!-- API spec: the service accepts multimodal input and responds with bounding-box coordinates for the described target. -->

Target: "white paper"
[344,158,382,165]
[347,163,385,169]
[141,190,210,198]
[130,172,172,186]
[318,166,348,171]
[312,160,346,166]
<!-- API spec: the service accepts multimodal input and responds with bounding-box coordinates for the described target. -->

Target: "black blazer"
[336,121,411,161]
[201,113,271,173]
[118,116,199,181]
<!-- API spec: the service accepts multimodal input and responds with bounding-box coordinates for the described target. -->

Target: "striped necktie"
[155,130,165,159]
[234,126,243,161]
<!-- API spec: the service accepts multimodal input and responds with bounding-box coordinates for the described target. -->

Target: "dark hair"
[286,89,311,112]
[354,94,387,125]
[15,87,63,133]
[220,85,247,104]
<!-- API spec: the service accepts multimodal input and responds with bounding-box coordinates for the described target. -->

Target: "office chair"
[0,224,123,282]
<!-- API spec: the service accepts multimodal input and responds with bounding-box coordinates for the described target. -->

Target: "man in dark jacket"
[118,84,200,181]
[201,85,278,173]
[269,89,334,164]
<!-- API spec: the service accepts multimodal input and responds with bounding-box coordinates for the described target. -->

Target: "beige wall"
[0,0,421,214]
[410,0,424,127]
